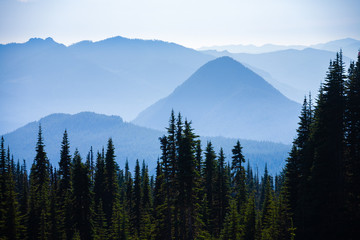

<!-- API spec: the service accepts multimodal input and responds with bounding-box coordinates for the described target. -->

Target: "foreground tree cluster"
[0,114,293,240]
[0,51,359,240]
[285,51,360,240]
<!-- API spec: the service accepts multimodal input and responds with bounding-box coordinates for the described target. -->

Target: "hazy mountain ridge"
[3,112,290,175]
[199,38,360,59]
[202,48,354,103]
[133,57,301,143]
[0,36,214,134]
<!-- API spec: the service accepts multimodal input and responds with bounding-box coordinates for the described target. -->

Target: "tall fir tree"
[57,130,73,239]
[28,125,50,240]
[103,138,119,225]
[345,51,360,238]
[310,51,346,239]
[231,140,246,214]
[72,150,94,240]
[0,137,20,240]
[203,141,217,237]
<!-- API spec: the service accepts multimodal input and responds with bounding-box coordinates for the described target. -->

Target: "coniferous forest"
[0,51,360,240]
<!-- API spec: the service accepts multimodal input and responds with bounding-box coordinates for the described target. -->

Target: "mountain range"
[202,48,354,102]
[133,57,300,143]
[199,38,360,59]
[0,36,213,134]
[2,112,291,175]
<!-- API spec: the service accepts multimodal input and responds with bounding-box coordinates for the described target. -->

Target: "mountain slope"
[2,112,290,175]
[199,38,360,59]
[0,36,214,134]
[133,57,301,143]
[202,48,354,102]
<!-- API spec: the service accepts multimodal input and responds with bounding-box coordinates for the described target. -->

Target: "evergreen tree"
[72,150,94,240]
[220,200,243,240]
[310,51,346,239]
[103,138,118,225]
[94,152,105,209]
[132,159,141,237]
[152,160,167,240]
[203,141,217,237]
[216,147,230,234]
[345,51,360,238]
[28,125,50,240]
[261,175,277,240]
[93,200,107,240]
[231,140,246,213]
[57,130,73,239]
[0,137,20,240]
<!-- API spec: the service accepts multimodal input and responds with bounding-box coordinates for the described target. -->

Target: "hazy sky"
[0,0,359,48]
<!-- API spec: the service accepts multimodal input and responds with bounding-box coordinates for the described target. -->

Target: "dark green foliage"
[72,150,94,240]
[216,148,230,234]
[231,140,246,213]
[345,51,360,238]
[58,130,73,239]
[28,125,50,240]
[309,51,346,239]
[132,159,141,237]
[244,194,256,240]
[220,200,243,240]
[104,138,118,224]
[0,137,20,240]
[203,141,217,236]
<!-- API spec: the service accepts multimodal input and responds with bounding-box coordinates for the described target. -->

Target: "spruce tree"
[310,51,346,239]
[231,140,246,214]
[345,51,360,238]
[103,138,118,225]
[0,137,20,240]
[28,125,50,240]
[57,130,73,239]
[132,159,141,237]
[72,150,94,240]
[203,141,217,237]
[216,147,230,234]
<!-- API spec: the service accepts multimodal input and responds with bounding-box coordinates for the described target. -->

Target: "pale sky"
[0,0,359,48]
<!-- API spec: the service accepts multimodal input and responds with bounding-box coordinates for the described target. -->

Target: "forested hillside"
[0,51,359,240]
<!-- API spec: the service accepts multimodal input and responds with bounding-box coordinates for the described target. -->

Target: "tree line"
[0,51,359,240]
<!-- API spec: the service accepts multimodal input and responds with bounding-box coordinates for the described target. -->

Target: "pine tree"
[220,200,243,240]
[28,125,50,240]
[203,141,217,237]
[132,159,141,237]
[244,193,256,240]
[49,166,60,240]
[310,51,346,239]
[345,51,360,238]
[94,152,105,209]
[103,138,119,225]
[152,160,167,240]
[0,137,20,239]
[216,148,230,235]
[261,175,277,240]
[72,150,94,240]
[93,200,107,240]
[57,130,73,239]
[140,162,152,239]
[231,141,246,212]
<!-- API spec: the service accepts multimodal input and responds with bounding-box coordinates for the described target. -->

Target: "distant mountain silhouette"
[0,36,214,134]
[202,48,354,102]
[133,57,301,143]
[2,112,290,175]
[310,38,360,59]
[199,38,360,59]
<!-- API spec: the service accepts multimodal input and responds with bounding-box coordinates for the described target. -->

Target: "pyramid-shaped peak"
[195,56,250,75]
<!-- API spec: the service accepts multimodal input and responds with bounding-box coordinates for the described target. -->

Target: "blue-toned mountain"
[133,57,301,143]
